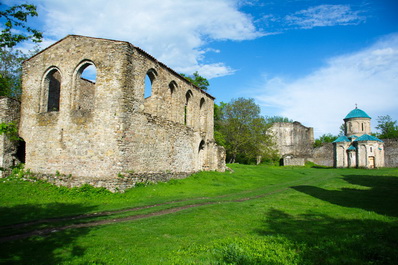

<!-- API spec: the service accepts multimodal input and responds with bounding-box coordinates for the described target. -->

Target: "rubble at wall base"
[28,171,195,192]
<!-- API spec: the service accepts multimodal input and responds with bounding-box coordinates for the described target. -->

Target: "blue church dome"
[344,107,371,120]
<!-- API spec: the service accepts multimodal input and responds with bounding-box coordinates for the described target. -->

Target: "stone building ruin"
[269,122,314,166]
[19,35,225,190]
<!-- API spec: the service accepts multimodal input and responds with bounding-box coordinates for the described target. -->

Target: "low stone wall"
[282,156,306,166]
[311,143,334,167]
[384,139,398,168]
[28,171,194,192]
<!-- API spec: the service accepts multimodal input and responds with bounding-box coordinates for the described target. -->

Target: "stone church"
[333,107,384,168]
[19,35,225,190]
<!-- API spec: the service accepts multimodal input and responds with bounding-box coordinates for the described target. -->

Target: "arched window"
[199,98,206,130]
[81,64,97,82]
[169,81,177,95]
[185,90,193,125]
[200,98,205,109]
[44,68,61,112]
[198,140,205,153]
[74,61,96,111]
[168,81,178,121]
[145,69,157,99]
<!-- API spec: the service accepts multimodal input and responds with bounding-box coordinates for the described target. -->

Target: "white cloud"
[255,34,398,137]
[285,4,366,29]
[30,0,263,79]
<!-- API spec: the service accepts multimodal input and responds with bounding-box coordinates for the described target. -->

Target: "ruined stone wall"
[0,97,21,176]
[270,122,314,158]
[118,46,219,174]
[20,35,225,185]
[311,143,333,167]
[21,36,128,178]
[282,156,306,166]
[384,139,398,167]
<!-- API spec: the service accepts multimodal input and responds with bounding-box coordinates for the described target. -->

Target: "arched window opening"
[200,98,205,109]
[361,123,364,131]
[46,69,61,112]
[169,81,177,95]
[81,64,97,82]
[198,140,205,153]
[145,69,157,99]
[199,98,206,130]
[75,62,96,111]
[185,90,193,125]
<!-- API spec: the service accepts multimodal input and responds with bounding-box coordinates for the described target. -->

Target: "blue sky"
[4,0,398,137]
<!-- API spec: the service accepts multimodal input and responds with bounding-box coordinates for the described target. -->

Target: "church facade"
[333,107,384,168]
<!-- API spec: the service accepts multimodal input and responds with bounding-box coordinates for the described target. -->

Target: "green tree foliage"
[215,98,277,164]
[0,2,42,99]
[266,116,293,124]
[0,47,28,99]
[214,102,227,147]
[0,3,42,48]
[314,133,338,148]
[180,71,210,91]
[339,123,345,136]
[0,122,20,141]
[376,115,398,139]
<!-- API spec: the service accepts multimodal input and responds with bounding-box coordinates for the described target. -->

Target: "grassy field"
[0,164,397,264]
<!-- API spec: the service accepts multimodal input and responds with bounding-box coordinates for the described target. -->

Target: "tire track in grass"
[0,188,291,243]
[0,172,331,242]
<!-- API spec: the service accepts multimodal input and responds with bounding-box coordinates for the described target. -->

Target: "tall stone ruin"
[20,35,225,190]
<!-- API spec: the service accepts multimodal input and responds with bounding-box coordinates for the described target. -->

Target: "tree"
[0,3,42,48]
[214,102,227,147]
[339,123,345,136]
[0,3,42,99]
[180,71,210,91]
[216,98,276,164]
[376,115,398,139]
[265,116,293,124]
[0,47,29,99]
[314,133,338,148]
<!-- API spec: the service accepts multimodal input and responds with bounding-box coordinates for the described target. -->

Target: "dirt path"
[0,187,289,243]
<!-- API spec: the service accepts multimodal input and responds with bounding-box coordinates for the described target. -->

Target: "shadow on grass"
[292,175,398,217]
[257,208,398,264]
[0,203,105,265]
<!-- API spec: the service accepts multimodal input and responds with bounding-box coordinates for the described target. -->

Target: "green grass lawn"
[1,164,397,264]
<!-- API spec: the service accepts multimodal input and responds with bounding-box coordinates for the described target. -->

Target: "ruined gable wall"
[270,122,314,158]
[0,97,21,176]
[20,36,130,178]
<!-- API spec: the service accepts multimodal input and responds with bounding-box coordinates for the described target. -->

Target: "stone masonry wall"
[21,36,127,178]
[311,143,334,167]
[384,139,398,167]
[0,97,21,177]
[270,121,314,158]
[20,35,225,188]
